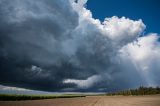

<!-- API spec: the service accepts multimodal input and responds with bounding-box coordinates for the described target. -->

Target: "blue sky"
[87,0,160,34]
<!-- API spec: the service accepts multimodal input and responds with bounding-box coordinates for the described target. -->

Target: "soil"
[0,95,160,106]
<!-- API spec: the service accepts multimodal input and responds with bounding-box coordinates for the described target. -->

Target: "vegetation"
[0,94,85,101]
[107,86,160,96]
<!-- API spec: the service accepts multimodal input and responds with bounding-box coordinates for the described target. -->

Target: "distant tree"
[106,86,160,96]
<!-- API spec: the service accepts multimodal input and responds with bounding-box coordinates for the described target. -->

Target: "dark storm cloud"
[0,0,115,92]
[0,0,79,91]
[0,0,160,92]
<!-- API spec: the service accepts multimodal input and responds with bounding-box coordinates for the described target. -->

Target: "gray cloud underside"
[0,0,160,92]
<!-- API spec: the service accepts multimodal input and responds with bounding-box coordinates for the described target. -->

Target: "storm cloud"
[0,0,159,92]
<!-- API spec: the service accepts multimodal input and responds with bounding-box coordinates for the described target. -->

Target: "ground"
[0,95,160,106]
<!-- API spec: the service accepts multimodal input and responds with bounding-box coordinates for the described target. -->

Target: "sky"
[87,0,160,34]
[0,0,160,94]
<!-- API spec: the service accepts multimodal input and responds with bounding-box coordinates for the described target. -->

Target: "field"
[0,95,160,106]
[0,94,85,101]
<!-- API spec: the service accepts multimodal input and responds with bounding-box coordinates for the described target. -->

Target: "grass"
[0,94,85,101]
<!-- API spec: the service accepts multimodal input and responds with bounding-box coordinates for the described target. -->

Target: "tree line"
[107,86,160,96]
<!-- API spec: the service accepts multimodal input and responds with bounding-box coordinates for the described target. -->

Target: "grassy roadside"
[0,94,85,101]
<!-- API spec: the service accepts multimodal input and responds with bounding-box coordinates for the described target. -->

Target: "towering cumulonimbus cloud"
[0,0,159,92]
